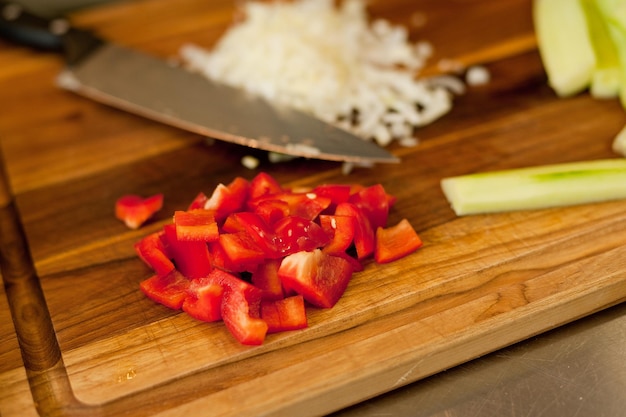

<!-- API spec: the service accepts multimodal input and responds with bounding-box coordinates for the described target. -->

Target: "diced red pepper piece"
[311,184,351,212]
[209,269,268,345]
[207,241,236,272]
[335,202,375,260]
[273,216,330,256]
[115,194,163,229]
[375,219,423,263]
[348,184,390,231]
[249,191,332,221]
[332,251,364,272]
[261,295,308,333]
[139,270,189,310]
[204,177,249,222]
[222,212,280,257]
[162,224,212,279]
[251,198,290,226]
[173,209,219,242]
[182,276,224,322]
[278,249,353,308]
[251,259,284,301]
[217,232,267,271]
[134,231,175,277]
[319,214,356,256]
[248,172,283,200]
[187,191,208,211]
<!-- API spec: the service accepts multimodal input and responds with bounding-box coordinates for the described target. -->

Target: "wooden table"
[1,1,625,416]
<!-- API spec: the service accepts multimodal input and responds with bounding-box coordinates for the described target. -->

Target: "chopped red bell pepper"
[217,232,268,271]
[115,193,164,229]
[132,172,425,346]
[273,216,330,256]
[222,212,280,257]
[319,214,356,256]
[162,224,212,279]
[134,231,175,277]
[348,184,390,231]
[173,209,219,242]
[182,276,224,322]
[251,198,290,226]
[250,191,332,221]
[187,191,209,211]
[278,249,353,308]
[139,270,190,310]
[204,176,249,221]
[210,269,268,345]
[335,202,375,260]
[248,172,283,200]
[251,259,284,301]
[261,295,308,333]
[311,184,351,212]
[375,218,423,263]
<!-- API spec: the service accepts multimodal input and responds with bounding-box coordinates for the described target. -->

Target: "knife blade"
[0,1,399,164]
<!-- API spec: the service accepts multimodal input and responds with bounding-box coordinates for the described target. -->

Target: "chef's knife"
[0,1,399,164]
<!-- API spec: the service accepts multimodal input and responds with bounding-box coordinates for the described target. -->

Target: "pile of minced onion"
[181,0,476,155]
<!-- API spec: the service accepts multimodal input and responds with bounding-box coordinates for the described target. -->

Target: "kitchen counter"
[1,0,625,416]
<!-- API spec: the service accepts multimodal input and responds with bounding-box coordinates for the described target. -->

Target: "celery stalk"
[441,159,626,216]
[613,124,626,156]
[581,0,621,98]
[594,0,626,107]
[533,0,596,97]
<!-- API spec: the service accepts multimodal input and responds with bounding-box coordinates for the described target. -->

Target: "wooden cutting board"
[1,0,625,416]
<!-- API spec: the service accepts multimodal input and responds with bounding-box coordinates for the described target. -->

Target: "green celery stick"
[613,124,626,156]
[533,0,596,97]
[441,159,626,216]
[595,0,626,107]
[581,0,621,98]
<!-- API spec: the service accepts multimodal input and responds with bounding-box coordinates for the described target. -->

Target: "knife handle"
[0,1,103,65]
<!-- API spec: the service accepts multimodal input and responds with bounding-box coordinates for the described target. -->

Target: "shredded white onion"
[181,0,461,150]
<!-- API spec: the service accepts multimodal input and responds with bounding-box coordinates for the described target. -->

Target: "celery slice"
[441,159,626,215]
[533,0,596,97]
[595,0,626,107]
[613,124,626,156]
[581,0,621,98]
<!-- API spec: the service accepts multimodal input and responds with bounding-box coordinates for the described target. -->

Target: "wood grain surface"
[1,0,625,416]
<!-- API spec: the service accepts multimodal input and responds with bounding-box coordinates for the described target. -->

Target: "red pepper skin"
[162,224,212,279]
[217,232,267,272]
[251,198,290,226]
[273,216,330,256]
[249,190,332,222]
[319,214,356,256]
[173,209,219,242]
[204,177,249,222]
[335,202,375,260]
[375,219,423,263]
[248,172,283,201]
[182,276,224,322]
[207,241,238,272]
[115,194,164,229]
[222,212,280,257]
[278,249,353,308]
[288,192,332,220]
[261,295,308,333]
[187,192,209,211]
[134,231,175,277]
[209,269,268,345]
[348,184,390,231]
[311,184,352,213]
[139,270,190,310]
[251,259,285,301]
